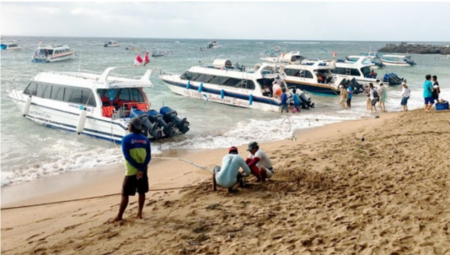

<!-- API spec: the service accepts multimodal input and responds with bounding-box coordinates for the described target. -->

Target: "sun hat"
[402,81,406,85]
[129,117,142,130]
[229,146,238,153]
[247,141,258,151]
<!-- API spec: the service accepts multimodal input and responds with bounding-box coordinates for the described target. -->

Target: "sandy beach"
[2,109,450,255]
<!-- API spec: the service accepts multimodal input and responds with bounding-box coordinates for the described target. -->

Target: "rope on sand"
[1,157,211,211]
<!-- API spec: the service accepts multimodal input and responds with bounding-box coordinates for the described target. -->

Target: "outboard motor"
[348,78,364,94]
[298,91,315,109]
[147,110,174,138]
[383,73,405,86]
[159,107,190,134]
[130,109,162,140]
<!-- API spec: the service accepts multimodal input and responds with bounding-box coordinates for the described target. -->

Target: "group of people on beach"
[213,141,274,193]
[423,74,441,113]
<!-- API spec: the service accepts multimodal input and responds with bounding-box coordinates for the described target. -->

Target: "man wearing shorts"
[213,146,251,193]
[109,117,151,223]
[423,74,434,112]
[369,83,378,113]
[246,141,274,182]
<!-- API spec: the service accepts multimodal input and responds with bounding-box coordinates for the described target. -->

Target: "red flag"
[143,51,150,66]
[134,53,143,66]
[38,40,42,44]
[333,51,337,57]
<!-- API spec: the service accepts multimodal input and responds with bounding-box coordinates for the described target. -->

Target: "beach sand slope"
[2,110,450,254]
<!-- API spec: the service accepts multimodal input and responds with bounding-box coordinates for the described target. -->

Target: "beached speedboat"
[159,59,314,112]
[31,44,75,63]
[263,59,361,95]
[104,41,120,47]
[7,67,190,143]
[380,54,416,66]
[0,40,22,51]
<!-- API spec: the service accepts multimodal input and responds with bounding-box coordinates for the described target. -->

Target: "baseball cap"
[247,141,258,151]
[229,146,238,153]
[129,117,142,130]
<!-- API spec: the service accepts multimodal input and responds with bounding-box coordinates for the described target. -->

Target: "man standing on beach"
[246,141,274,182]
[213,146,251,193]
[109,117,151,223]
[423,74,434,113]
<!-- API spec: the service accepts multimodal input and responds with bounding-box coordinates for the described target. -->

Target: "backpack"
[372,89,379,98]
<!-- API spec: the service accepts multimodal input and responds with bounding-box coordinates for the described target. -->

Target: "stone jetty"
[379,42,450,54]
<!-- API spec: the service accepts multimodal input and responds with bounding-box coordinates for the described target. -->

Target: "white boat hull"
[8,90,127,143]
[380,61,411,67]
[161,77,280,112]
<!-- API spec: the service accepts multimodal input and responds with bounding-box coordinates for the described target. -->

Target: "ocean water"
[1,37,450,187]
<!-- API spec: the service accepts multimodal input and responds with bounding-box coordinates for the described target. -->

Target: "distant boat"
[124,45,141,51]
[104,41,120,47]
[31,44,75,63]
[380,54,416,66]
[207,40,219,49]
[151,50,173,57]
[1,40,21,51]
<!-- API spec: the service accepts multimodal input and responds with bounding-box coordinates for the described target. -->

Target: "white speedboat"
[0,40,22,51]
[380,54,416,66]
[260,51,306,64]
[8,67,189,143]
[159,59,314,112]
[104,41,120,47]
[31,44,75,63]
[332,56,378,85]
[264,59,355,95]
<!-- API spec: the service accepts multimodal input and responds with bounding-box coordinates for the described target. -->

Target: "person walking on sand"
[246,141,274,183]
[401,82,411,111]
[292,88,301,113]
[432,75,440,103]
[364,85,371,110]
[339,84,347,109]
[213,146,251,193]
[423,74,434,112]
[369,83,379,113]
[378,83,387,112]
[109,118,151,223]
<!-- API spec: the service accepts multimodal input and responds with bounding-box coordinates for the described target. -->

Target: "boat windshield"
[98,88,146,107]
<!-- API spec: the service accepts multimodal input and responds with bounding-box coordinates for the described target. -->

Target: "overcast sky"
[1,1,450,41]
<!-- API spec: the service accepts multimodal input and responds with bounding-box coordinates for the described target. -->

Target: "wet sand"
[2,109,450,255]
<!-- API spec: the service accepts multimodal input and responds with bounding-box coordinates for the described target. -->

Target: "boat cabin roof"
[213,59,232,69]
[32,67,153,90]
[37,44,71,50]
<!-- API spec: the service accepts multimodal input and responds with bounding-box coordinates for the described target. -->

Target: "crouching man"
[213,146,251,193]
[246,141,274,182]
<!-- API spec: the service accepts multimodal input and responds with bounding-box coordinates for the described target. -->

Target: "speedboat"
[355,52,384,68]
[264,59,361,95]
[104,41,120,47]
[159,59,314,112]
[207,40,219,49]
[0,40,22,51]
[125,45,142,51]
[7,67,189,143]
[152,50,173,57]
[31,44,75,63]
[380,54,416,66]
[260,51,306,64]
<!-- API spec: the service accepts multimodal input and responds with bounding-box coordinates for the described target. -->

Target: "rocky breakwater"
[379,42,450,54]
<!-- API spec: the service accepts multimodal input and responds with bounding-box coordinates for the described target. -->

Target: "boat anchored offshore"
[104,41,120,47]
[7,67,189,143]
[31,44,75,63]
[380,54,416,66]
[159,59,314,112]
[1,40,22,51]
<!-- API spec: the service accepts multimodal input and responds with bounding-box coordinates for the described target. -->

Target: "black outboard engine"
[348,78,364,94]
[130,109,162,140]
[159,107,190,134]
[147,110,174,138]
[383,73,404,86]
[299,91,315,109]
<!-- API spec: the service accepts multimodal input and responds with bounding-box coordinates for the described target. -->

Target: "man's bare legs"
[108,195,129,223]
[137,193,145,219]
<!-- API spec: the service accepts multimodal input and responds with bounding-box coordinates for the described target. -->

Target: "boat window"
[181,71,193,80]
[48,50,54,55]
[350,69,360,76]
[360,67,371,77]
[118,88,144,102]
[51,86,65,101]
[193,74,213,83]
[64,87,96,106]
[284,68,300,77]
[118,89,130,100]
[24,82,38,96]
[332,67,347,75]
[222,78,242,87]
[298,70,313,79]
[209,75,228,85]
[244,80,255,90]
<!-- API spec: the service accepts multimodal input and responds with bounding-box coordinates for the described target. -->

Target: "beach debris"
[205,203,221,210]
[361,137,365,142]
